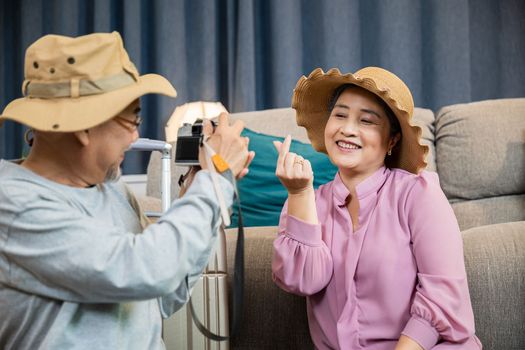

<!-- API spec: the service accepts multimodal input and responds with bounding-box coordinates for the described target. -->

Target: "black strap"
[178,166,199,187]
[187,173,244,341]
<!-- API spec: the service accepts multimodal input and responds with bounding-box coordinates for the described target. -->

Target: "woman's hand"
[274,135,318,225]
[273,135,313,195]
[394,335,424,350]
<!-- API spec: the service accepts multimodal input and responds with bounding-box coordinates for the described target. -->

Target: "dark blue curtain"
[1,0,524,173]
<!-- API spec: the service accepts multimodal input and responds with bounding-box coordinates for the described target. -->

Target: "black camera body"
[174,119,215,165]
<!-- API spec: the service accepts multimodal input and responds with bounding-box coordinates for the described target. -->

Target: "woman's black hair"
[328,83,401,137]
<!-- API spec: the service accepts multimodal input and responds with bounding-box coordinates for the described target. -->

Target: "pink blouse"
[272,167,482,349]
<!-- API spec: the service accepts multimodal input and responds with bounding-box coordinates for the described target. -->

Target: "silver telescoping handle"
[128,138,172,213]
[160,147,172,213]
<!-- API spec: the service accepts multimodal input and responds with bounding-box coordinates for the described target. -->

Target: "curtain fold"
[1,0,524,173]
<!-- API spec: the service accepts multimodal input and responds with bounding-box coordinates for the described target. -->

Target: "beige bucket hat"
[0,31,177,132]
[292,67,428,174]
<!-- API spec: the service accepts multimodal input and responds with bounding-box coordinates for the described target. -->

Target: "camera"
[174,119,215,165]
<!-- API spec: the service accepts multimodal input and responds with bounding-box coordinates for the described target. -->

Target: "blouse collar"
[332,166,390,205]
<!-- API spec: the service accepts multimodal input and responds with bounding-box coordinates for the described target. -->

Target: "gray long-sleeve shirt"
[0,159,233,349]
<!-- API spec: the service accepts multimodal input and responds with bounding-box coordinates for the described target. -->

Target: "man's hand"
[198,113,255,179]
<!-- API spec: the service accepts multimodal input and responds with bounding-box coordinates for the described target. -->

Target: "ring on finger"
[294,158,304,165]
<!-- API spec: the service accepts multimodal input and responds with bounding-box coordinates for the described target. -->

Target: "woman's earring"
[387,149,392,156]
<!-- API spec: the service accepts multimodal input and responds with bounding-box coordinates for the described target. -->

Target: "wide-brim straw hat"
[0,31,177,132]
[292,67,428,174]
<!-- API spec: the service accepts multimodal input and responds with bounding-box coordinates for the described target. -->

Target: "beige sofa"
[144,98,525,349]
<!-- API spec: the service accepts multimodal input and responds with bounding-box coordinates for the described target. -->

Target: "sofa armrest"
[462,221,525,349]
[225,227,314,349]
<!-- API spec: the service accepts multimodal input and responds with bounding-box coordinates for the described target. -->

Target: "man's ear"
[74,130,90,146]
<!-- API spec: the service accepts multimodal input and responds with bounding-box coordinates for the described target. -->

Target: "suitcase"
[130,138,230,350]
[163,230,230,350]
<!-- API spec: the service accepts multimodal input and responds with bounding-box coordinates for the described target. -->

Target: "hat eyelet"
[67,57,75,64]
[49,68,55,74]
[33,61,39,69]
[52,124,59,129]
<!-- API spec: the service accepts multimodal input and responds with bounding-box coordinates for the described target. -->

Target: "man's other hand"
[199,113,255,179]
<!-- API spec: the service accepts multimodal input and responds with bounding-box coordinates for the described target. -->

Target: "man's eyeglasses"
[114,116,143,131]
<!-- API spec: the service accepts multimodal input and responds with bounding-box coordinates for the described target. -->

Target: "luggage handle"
[187,199,244,341]
[128,138,172,213]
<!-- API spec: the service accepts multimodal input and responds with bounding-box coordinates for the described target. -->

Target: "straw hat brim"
[292,68,428,174]
[0,73,177,132]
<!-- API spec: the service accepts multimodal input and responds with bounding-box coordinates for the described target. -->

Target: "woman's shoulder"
[389,168,440,187]
[388,168,445,202]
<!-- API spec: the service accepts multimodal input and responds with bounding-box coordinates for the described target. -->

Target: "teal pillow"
[230,128,338,227]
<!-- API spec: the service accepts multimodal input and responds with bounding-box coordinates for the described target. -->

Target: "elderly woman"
[271,67,482,350]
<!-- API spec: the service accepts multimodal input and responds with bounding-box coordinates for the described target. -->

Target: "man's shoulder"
[0,165,48,221]
[0,160,77,209]
[0,178,57,214]
[0,160,40,200]
[103,179,133,203]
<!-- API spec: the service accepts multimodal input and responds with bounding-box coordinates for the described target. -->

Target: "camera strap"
[201,141,231,227]
[185,140,244,341]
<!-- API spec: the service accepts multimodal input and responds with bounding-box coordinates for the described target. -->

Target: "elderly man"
[0,32,252,349]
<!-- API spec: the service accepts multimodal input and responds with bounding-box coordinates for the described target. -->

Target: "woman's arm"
[272,135,333,295]
[273,135,317,224]
[272,204,333,295]
[401,172,477,348]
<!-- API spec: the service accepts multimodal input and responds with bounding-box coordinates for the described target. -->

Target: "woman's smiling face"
[324,86,397,178]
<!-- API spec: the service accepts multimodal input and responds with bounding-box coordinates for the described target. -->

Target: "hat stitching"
[24,72,136,98]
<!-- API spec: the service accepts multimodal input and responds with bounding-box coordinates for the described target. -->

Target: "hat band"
[23,72,136,99]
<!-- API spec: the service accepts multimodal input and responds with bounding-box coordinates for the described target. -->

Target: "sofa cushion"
[230,107,310,143]
[452,194,525,231]
[435,98,525,201]
[462,221,525,350]
[229,128,337,227]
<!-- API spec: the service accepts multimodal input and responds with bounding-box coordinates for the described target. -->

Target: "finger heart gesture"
[273,135,314,195]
